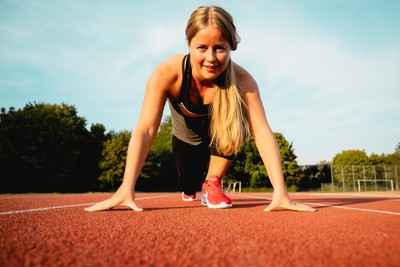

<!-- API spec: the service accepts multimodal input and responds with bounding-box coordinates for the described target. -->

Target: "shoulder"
[151,54,185,81]
[147,54,186,98]
[158,54,186,69]
[232,61,259,94]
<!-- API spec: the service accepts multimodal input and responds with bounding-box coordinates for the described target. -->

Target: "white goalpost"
[357,179,394,192]
[226,181,242,193]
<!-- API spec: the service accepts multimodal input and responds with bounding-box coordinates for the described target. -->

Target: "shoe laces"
[207,177,223,193]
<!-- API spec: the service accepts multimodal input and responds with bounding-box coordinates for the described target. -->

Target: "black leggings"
[172,135,233,194]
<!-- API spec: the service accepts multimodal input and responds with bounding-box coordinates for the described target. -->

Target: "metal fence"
[301,165,399,192]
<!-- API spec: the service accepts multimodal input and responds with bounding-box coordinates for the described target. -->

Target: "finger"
[84,198,120,212]
[291,202,317,212]
[84,203,109,212]
[263,201,317,212]
[263,202,277,212]
[123,202,144,212]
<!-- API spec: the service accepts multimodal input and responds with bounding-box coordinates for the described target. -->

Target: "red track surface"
[1,192,399,267]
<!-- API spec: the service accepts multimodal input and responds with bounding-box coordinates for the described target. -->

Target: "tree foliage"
[274,133,303,189]
[395,143,400,155]
[139,116,178,191]
[333,150,370,166]
[299,164,332,190]
[98,116,178,192]
[98,117,302,192]
[0,102,106,193]
[2,101,397,193]
[225,132,303,191]
[331,149,400,185]
[98,130,130,190]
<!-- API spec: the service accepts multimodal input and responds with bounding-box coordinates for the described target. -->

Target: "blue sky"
[1,0,399,165]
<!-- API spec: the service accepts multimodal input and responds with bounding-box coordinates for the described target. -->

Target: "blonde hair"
[186,6,249,155]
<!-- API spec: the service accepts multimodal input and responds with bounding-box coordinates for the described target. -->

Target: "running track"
[1,192,399,267]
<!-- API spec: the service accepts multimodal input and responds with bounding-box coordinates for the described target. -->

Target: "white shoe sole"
[182,192,195,201]
[201,193,232,208]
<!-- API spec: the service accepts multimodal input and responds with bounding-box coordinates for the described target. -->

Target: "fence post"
[341,165,345,192]
[384,165,388,191]
[363,165,366,191]
[331,165,335,192]
[330,165,334,192]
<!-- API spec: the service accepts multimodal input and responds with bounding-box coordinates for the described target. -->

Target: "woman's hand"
[84,187,143,212]
[264,192,317,212]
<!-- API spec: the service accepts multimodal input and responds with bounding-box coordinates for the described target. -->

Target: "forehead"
[190,25,229,45]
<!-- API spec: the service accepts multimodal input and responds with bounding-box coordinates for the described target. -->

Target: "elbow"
[132,127,158,142]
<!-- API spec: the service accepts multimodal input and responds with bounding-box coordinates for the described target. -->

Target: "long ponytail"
[186,6,249,156]
[210,60,249,155]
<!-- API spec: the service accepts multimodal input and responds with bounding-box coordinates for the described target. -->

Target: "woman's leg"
[172,136,209,195]
[205,155,231,180]
[205,146,234,180]
[201,151,234,208]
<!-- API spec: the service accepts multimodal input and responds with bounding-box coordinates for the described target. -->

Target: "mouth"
[203,65,218,72]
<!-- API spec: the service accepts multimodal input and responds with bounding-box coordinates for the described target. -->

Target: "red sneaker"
[201,176,232,208]
[182,192,196,201]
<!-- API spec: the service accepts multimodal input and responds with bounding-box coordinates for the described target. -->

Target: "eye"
[215,46,226,52]
[197,46,206,51]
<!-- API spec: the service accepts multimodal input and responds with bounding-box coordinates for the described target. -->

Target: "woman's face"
[189,25,231,85]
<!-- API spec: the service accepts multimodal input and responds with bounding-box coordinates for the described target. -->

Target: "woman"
[85,6,316,212]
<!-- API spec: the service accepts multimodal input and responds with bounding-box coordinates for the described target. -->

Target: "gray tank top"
[168,54,210,145]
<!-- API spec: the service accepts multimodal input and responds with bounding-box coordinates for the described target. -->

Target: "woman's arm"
[237,65,316,212]
[85,56,182,212]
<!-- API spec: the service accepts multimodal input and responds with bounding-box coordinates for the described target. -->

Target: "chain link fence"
[300,165,399,192]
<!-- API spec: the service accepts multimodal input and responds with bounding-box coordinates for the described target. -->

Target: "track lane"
[1,193,399,267]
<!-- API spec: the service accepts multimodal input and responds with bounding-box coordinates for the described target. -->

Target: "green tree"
[225,139,254,188]
[332,150,370,184]
[381,144,400,183]
[274,133,303,190]
[143,116,177,191]
[98,130,130,190]
[98,116,178,192]
[333,150,370,166]
[226,132,302,191]
[369,153,386,165]
[384,153,400,165]
[0,102,102,193]
[318,160,331,165]
[299,164,332,190]
[395,142,400,155]
[244,138,267,188]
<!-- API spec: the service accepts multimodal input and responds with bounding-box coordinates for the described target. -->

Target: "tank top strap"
[177,54,191,103]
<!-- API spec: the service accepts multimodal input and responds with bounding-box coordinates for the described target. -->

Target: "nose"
[206,49,216,62]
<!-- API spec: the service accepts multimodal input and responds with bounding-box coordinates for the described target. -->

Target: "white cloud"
[146,25,186,55]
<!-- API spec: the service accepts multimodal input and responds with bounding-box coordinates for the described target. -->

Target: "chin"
[202,70,223,80]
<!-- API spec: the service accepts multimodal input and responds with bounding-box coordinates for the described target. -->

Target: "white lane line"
[240,194,400,216]
[309,202,400,216]
[0,194,176,215]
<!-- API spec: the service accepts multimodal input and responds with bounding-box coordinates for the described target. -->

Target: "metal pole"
[363,165,366,191]
[331,165,335,192]
[384,165,388,191]
[352,165,355,192]
[374,166,377,191]
[341,165,345,192]
[395,165,399,191]
[331,165,334,192]
[384,165,387,180]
